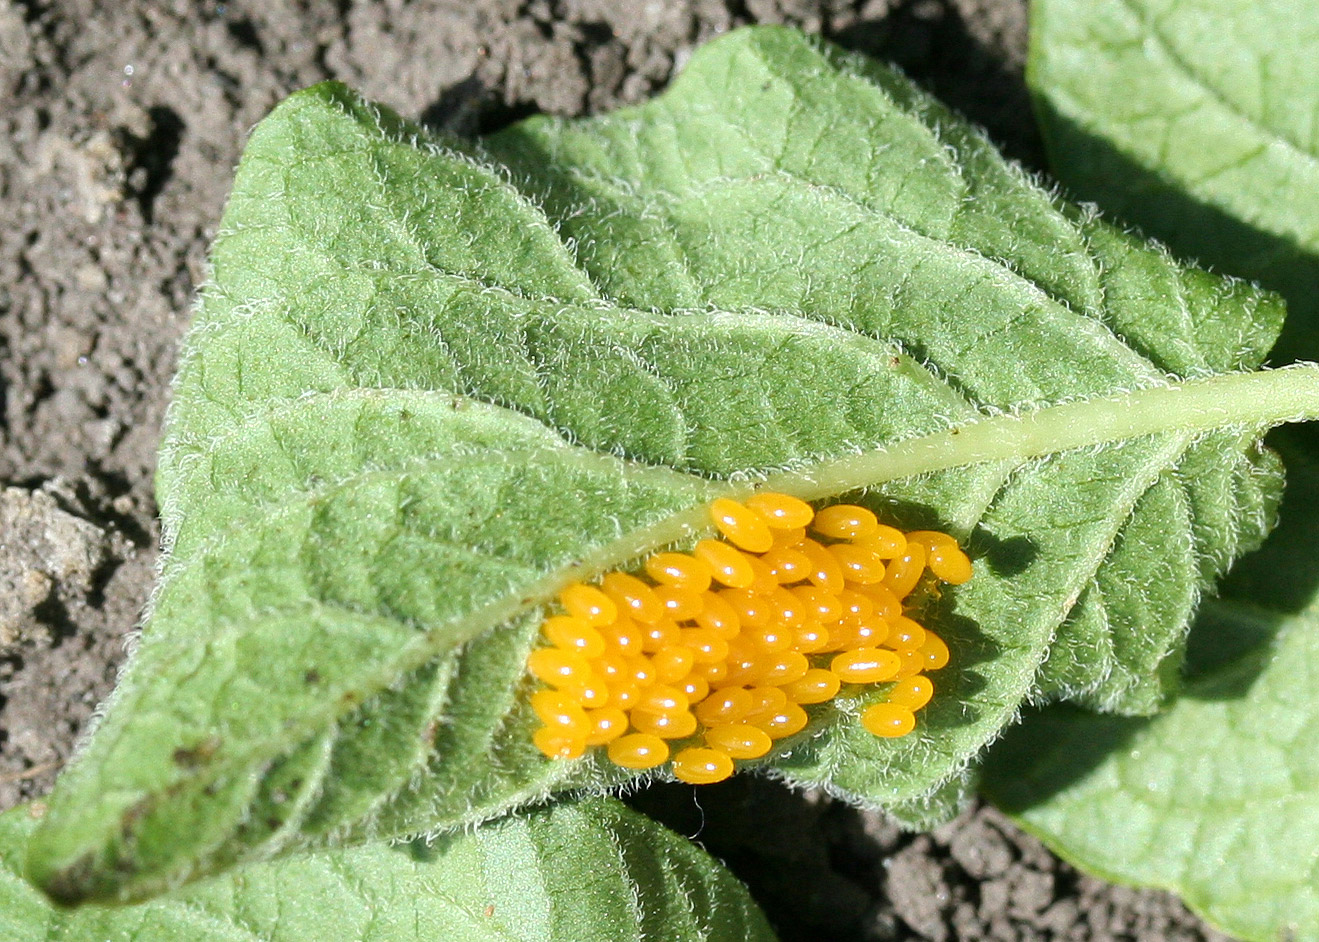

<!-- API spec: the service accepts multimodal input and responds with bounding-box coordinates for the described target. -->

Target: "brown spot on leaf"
[42,852,101,906]
[171,735,221,768]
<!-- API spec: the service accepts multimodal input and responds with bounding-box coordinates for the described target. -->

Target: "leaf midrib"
[169,302,982,514]
[118,366,1319,820]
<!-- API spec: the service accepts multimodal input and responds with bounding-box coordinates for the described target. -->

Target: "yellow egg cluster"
[526,492,971,785]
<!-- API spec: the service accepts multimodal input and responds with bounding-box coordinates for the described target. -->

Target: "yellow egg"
[639,619,681,653]
[757,650,809,686]
[635,684,689,714]
[920,632,951,671]
[886,675,934,711]
[530,690,590,737]
[884,615,927,653]
[799,539,846,594]
[782,668,841,705]
[653,584,705,620]
[651,645,696,684]
[762,546,812,585]
[694,539,756,588]
[812,504,879,540]
[719,588,772,629]
[704,723,773,759]
[678,674,710,704]
[607,733,669,768]
[630,706,698,740]
[601,571,666,624]
[559,583,618,627]
[526,648,592,688]
[694,688,754,726]
[694,591,742,639]
[671,747,736,784]
[533,727,586,760]
[828,542,886,585]
[709,497,774,553]
[747,703,808,739]
[599,618,644,657]
[542,615,606,658]
[584,707,629,745]
[645,552,714,592]
[791,622,831,654]
[861,702,916,738]
[745,491,815,529]
[680,627,730,664]
[830,647,902,684]
[881,543,927,599]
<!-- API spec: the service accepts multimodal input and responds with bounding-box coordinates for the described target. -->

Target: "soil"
[0,1,1233,940]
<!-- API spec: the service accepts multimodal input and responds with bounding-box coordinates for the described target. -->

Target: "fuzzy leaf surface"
[26,25,1319,904]
[0,797,776,942]
[1007,13,1319,933]
[984,616,1319,942]
[1028,0,1319,354]
[983,450,1319,942]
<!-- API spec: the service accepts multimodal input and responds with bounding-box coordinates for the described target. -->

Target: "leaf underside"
[25,25,1298,904]
[983,452,1319,941]
[0,796,777,942]
[983,8,1319,940]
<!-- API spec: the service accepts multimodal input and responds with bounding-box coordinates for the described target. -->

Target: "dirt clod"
[886,839,953,941]
[0,485,108,649]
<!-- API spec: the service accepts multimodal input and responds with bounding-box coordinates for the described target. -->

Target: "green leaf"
[1028,0,1319,358]
[998,12,1319,936]
[981,436,1319,942]
[1,796,777,941]
[25,25,1319,903]
[982,449,1319,942]
[984,619,1319,942]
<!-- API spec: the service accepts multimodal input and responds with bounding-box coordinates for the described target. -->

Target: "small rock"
[1038,898,1080,933]
[1,570,53,645]
[0,486,108,648]
[979,876,1011,919]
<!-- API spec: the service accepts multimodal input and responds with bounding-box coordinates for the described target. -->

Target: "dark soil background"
[0,2,1235,940]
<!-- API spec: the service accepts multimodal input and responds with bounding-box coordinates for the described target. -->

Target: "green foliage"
[13,22,1319,935]
[984,478,1319,942]
[1,796,776,942]
[983,5,1319,939]
[1027,0,1319,359]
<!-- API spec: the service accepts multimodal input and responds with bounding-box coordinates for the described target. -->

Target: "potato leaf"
[998,14,1319,937]
[981,453,1319,942]
[984,612,1319,942]
[1028,0,1319,356]
[1,796,776,941]
[26,25,1319,904]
